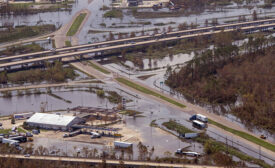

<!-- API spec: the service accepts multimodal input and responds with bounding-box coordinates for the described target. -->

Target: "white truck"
[189,114,208,123]
[114,141,133,148]
[192,120,206,129]
[90,132,101,139]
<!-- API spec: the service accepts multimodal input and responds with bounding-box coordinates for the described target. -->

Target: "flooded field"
[1,0,275,45]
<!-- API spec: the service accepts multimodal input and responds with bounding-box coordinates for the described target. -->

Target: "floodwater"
[0,87,115,116]
[1,0,275,45]
[123,52,195,70]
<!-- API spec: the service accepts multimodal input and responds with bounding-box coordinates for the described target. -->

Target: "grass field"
[116,77,185,108]
[0,129,11,134]
[162,120,194,134]
[209,119,275,152]
[88,61,110,74]
[0,25,56,43]
[119,110,143,116]
[0,128,26,134]
[67,13,87,36]
[65,40,72,47]
[103,9,123,18]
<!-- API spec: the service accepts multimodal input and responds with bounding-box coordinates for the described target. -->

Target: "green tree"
[0,71,8,84]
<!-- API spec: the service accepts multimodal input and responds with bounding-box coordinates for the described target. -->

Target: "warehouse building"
[26,113,83,131]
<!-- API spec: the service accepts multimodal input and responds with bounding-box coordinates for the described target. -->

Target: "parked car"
[260,135,267,139]
[175,149,201,157]
[32,129,39,135]
[26,132,33,137]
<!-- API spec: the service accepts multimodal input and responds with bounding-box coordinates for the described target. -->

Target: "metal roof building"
[26,113,82,131]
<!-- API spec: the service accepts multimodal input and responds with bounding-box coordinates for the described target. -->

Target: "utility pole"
[226,136,228,153]
[259,146,261,160]
[232,136,233,147]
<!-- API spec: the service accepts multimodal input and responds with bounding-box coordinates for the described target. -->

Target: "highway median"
[88,61,110,74]
[116,77,185,108]
[209,119,275,152]
[67,13,87,36]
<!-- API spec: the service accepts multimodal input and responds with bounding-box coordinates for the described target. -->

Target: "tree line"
[0,61,77,85]
[166,32,275,132]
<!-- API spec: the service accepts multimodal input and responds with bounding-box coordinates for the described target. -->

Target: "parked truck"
[114,141,133,148]
[63,130,82,138]
[90,132,101,139]
[192,120,206,129]
[189,114,208,123]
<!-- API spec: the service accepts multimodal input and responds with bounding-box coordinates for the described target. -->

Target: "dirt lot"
[0,118,25,130]
[30,122,142,146]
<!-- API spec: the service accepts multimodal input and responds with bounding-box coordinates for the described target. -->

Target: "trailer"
[182,133,198,139]
[2,138,19,146]
[182,151,201,157]
[192,120,206,129]
[14,112,34,120]
[114,141,133,148]
[189,114,208,123]
[64,130,82,138]
[9,136,27,143]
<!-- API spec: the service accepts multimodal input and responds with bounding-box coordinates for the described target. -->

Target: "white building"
[26,113,83,131]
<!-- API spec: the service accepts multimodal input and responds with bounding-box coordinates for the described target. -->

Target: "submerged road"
[0,154,221,168]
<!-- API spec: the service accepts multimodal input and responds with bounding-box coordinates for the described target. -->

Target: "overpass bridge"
[1,17,275,63]
[0,154,221,168]
[0,19,275,70]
